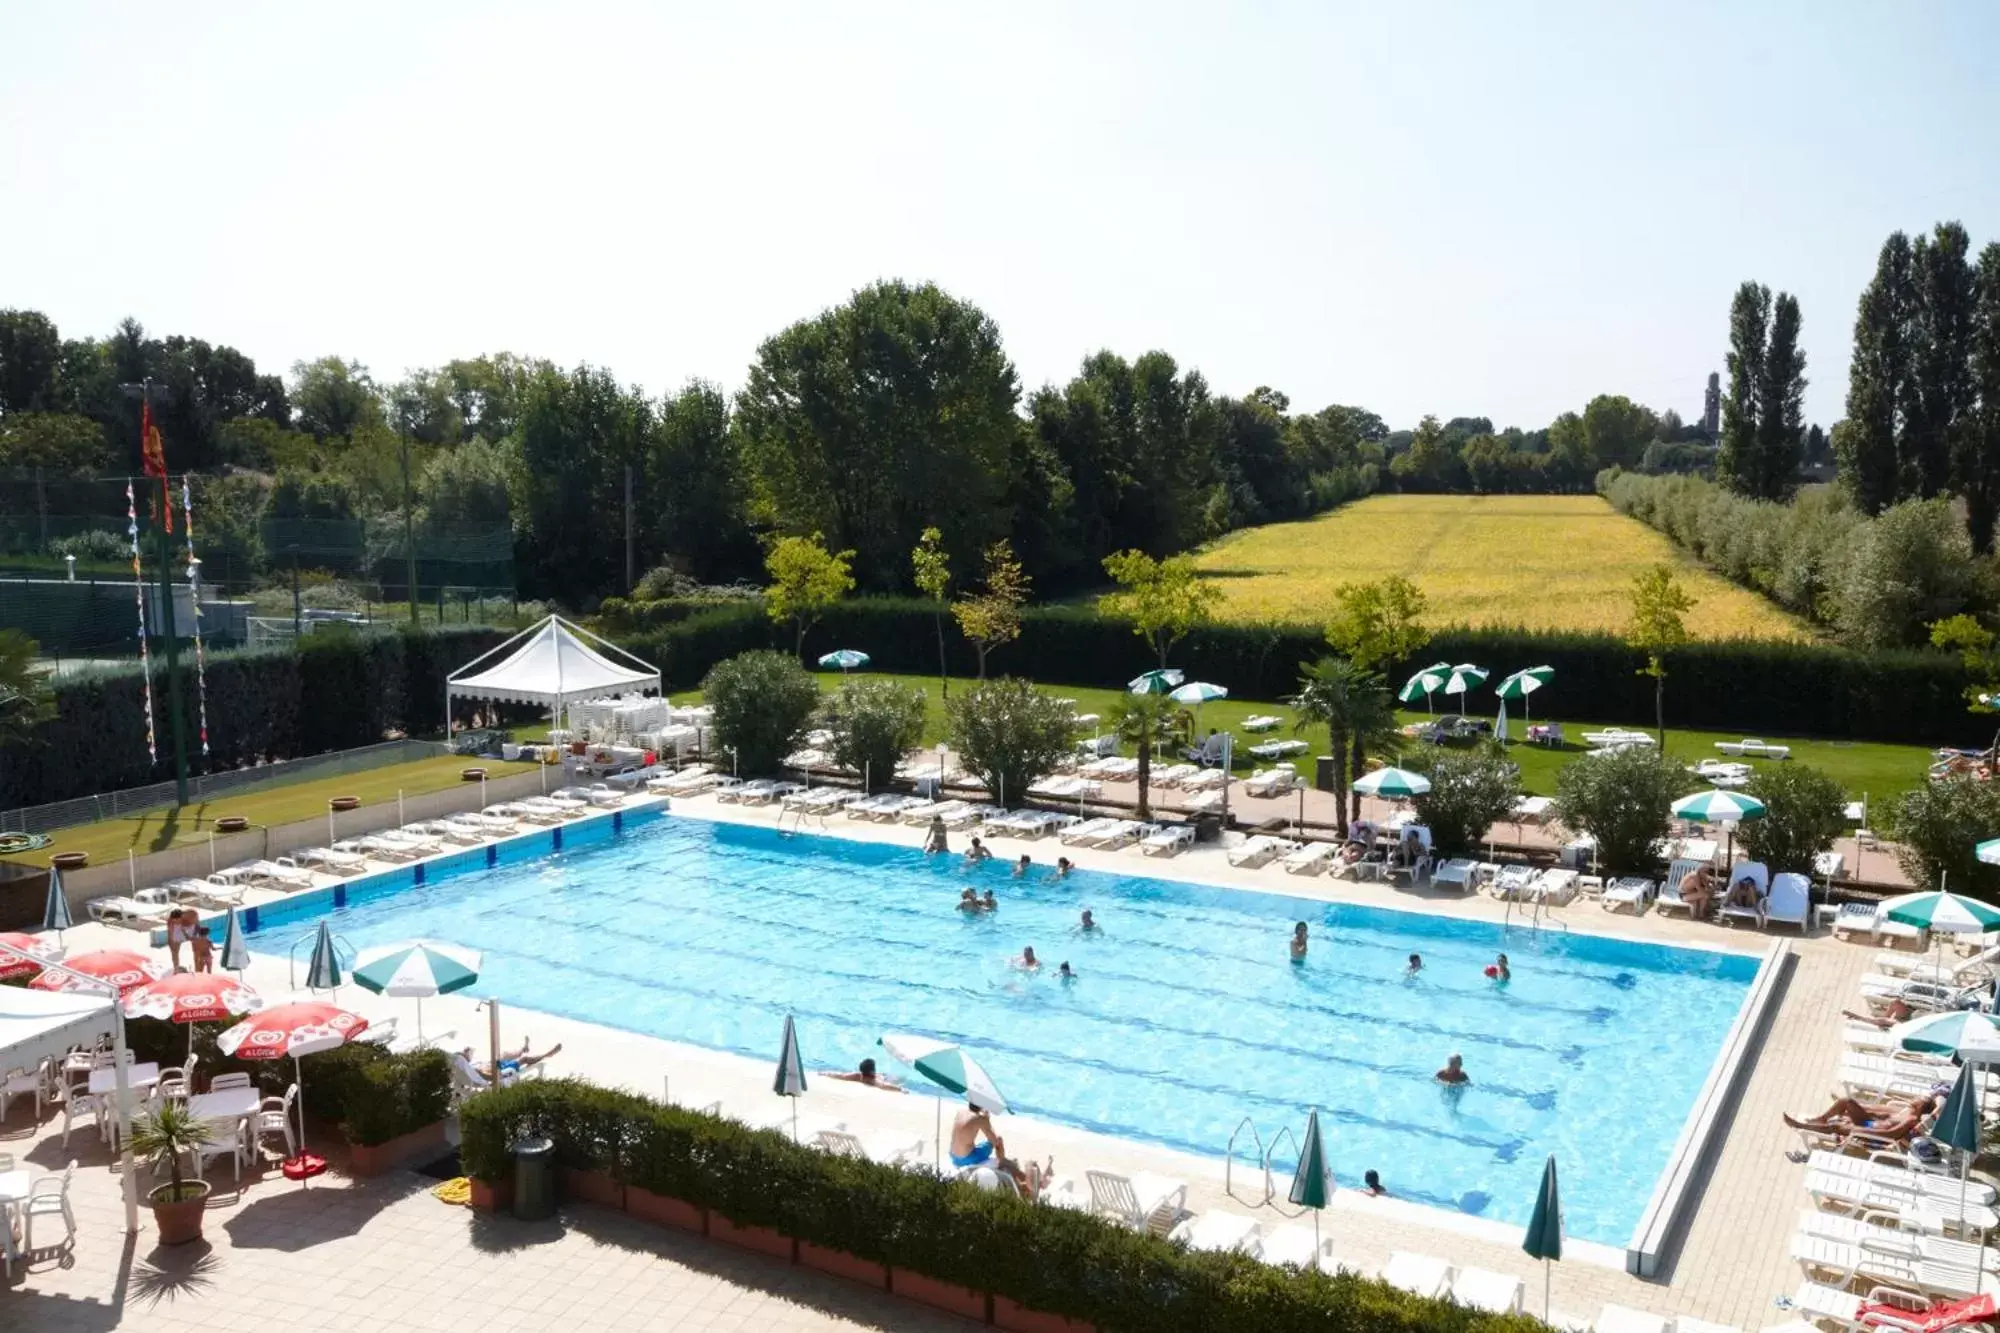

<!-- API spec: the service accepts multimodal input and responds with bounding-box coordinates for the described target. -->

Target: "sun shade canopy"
[447,616,661,710]
[0,982,114,1071]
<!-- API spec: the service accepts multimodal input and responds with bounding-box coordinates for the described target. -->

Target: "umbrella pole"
[935,1098,942,1172]
[295,1052,310,1188]
[417,994,425,1042]
[1313,1211,1321,1272]
[1544,1259,1551,1321]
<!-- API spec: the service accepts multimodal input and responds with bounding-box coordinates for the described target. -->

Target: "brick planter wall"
[347,1120,451,1179]
[560,1167,625,1210]
[625,1187,706,1233]
[891,1269,992,1323]
[798,1242,890,1291]
[708,1214,798,1263]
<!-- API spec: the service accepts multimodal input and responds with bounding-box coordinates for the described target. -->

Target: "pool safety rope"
[126,479,157,764]
[181,476,211,755]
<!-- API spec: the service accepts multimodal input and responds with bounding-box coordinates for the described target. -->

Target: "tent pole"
[112,1004,138,1233]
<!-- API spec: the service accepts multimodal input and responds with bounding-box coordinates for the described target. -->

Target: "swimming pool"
[253,810,1757,1244]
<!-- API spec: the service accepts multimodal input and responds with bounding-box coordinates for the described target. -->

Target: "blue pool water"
[260,813,1756,1244]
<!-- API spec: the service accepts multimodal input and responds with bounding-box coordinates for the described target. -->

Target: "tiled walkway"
[1,1156,972,1332]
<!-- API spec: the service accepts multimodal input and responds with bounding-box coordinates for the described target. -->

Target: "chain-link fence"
[0,737,452,836]
[0,471,520,657]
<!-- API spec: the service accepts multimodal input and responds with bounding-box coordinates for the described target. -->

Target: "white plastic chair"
[59,1083,102,1148]
[209,1072,252,1092]
[1,1064,43,1122]
[24,1160,77,1252]
[252,1085,300,1160]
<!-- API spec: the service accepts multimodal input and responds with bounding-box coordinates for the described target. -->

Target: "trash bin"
[511,1136,557,1221]
[1315,755,1338,793]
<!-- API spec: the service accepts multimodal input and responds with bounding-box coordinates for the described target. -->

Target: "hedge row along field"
[3,601,1980,812]
[1185,494,1812,640]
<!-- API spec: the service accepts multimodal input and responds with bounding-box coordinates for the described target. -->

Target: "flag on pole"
[141,400,172,532]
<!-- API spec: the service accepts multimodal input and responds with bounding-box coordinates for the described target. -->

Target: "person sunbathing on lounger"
[1724,874,1763,910]
[950,1100,1045,1196]
[1679,865,1717,917]
[463,1040,564,1083]
[1844,998,1915,1029]
[1785,1093,1937,1144]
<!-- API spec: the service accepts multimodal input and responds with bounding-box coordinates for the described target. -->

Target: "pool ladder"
[1224,1117,1309,1217]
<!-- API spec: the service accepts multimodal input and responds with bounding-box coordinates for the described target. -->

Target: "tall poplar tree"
[1717,282,1770,496]
[1966,242,2000,555]
[1910,223,1979,531]
[1839,232,1914,515]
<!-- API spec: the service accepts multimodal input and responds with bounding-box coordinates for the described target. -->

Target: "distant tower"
[1701,372,1721,440]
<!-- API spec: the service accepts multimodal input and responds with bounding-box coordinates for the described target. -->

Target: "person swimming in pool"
[958,888,982,912]
[1290,922,1309,959]
[1436,1053,1470,1085]
[1079,909,1098,931]
[1363,1169,1387,1196]
[965,836,993,865]
[1014,854,1032,878]
[1052,857,1073,880]
[981,889,998,911]
[1057,961,1076,981]
[1406,953,1423,976]
[1015,945,1040,970]
[1489,953,1510,983]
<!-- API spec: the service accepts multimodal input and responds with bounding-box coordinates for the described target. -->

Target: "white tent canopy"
[0,983,113,1072]
[446,615,661,732]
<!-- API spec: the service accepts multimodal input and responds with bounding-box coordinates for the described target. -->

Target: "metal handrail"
[1225,1116,1270,1205]
[1261,1125,1307,1218]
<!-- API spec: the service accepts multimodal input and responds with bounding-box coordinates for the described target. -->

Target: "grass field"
[1187,494,1809,640]
[1,754,540,870]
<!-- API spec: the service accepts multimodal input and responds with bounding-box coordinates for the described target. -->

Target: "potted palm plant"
[130,1101,216,1244]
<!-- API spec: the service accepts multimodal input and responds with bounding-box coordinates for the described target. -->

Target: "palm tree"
[1109,691,1185,821]
[0,630,53,743]
[1290,656,1397,837]
[1345,678,1404,827]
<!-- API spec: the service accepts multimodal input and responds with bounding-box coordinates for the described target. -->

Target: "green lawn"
[3,754,542,870]
[659,671,1928,804]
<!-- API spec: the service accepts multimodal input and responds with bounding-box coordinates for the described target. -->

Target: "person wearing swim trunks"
[950,1099,1029,1190]
[1785,1093,1936,1145]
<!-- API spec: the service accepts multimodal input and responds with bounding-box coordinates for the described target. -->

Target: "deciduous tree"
[1740,764,1849,876]
[1407,743,1521,857]
[764,533,855,662]
[1099,550,1221,670]
[944,678,1076,809]
[952,540,1029,678]
[1626,564,1695,744]
[912,527,952,696]
[1323,575,1430,671]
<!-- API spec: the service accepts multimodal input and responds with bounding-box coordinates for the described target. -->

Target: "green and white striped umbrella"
[1398,662,1453,705]
[1127,669,1185,696]
[1353,766,1431,799]
[351,940,482,998]
[817,648,870,671]
[1670,789,1767,823]
[1495,666,1554,700]
[1442,663,1489,698]
[1975,838,2000,866]
[1169,681,1228,705]
[1887,1010,2000,1057]
[882,1032,1008,1171]
[1882,889,2000,935]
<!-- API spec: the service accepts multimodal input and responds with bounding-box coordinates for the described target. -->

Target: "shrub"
[1890,776,2000,899]
[818,677,927,789]
[459,1079,1540,1333]
[701,650,820,776]
[1739,763,1850,875]
[45,529,128,562]
[1552,746,1682,873]
[944,677,1076,807]
[1407,743,1521,857]
[1836,498,1989,650]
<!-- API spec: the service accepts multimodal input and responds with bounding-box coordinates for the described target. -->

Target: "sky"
[3,1,1997,432]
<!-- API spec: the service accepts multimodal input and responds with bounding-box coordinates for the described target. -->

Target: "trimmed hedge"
[611,597,1979,746]
[0,625,507,808]
[461,1079,1538,1333]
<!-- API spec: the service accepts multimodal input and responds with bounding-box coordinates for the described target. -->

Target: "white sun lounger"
[1592,1305,1670,1333]
[1490,864,1536,899]
[1227,835,1294,869]
[648,766,719,796]
[1807,1149,1996,1204]
[1166,1210,1262,1255]
[1179,768,1227,792]
[1141,824,1195,856]
[1449,1267,1525,1315]
[1804,1170,1999,1235]
[1715,862,1772,927]
[1149,763,1199,789]
[1282,843,1337,876]
[1180,791,1225,815]
[1253,1223,1333,1269]
[1786,1279,1943,1333]
[898,799,967,825]
[1873,943,1998,984]
[1241,714,1282,733]
[292,846,368,875]
[1244,767,1300,798]
[525,794,589,815]
[1381,1251,1453,1300]
[239,859,314,890]
[1790,1229,1982,1299]
[1084,1170,1187,1234]
[1795,1207,1985,1272]
[554,784,624,808]
[1078,756,1140,780]
[1840,902,1926,946]
[87,889,171,926]
[1651,858,1709,917]
[784,787,857,815]
[1601,876,1653,913]
[1526,868,1580,905]
[1089,821,1146,849]
[1060,818,1123,845]
[814,1128,927,1168]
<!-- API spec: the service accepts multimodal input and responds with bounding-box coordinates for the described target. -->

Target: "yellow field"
[1188,495,1810,639]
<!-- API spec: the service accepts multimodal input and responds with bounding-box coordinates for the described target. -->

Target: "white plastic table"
[187,1087,259,1124]
[88,1062,160,1095]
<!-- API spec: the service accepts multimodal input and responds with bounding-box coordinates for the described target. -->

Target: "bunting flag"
[181,477,211,755]
[127,480,157,763]
[140,399,172,532]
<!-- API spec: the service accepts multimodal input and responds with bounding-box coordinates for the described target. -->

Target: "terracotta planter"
[346,1120,450,1178]
[708,1214,796,1262]
[329,796,360,813]
[890,1269,990,1322]
[798,1242,889,1291]
[468,1177,512,1212]
[50,851,89,870]
[560,1166,624,1209]
[625,1187,705,1233]
[994,1295,1096,1333]
[213,815,249,833]
[149,1180,211,1244]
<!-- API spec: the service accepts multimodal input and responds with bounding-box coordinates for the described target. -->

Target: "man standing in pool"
[1078,908,1098,932]
[1289,922,1309,959]
[1015,945,1041,970]
[965,837,992,866]
[1436,1053,1470,1085]
[1013,853,1032,878]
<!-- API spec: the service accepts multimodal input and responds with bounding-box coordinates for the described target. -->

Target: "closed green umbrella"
[774,1013,808,1141]
[42,867,73,940]
[219,906,251,975]
[1128,669,1185,696]
[1286,1108,1333,1270]
[1398,662,1452,713]
[1522,1154,1562,1318]
[1933,1065,1985,1273]
[304,921,343,992]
